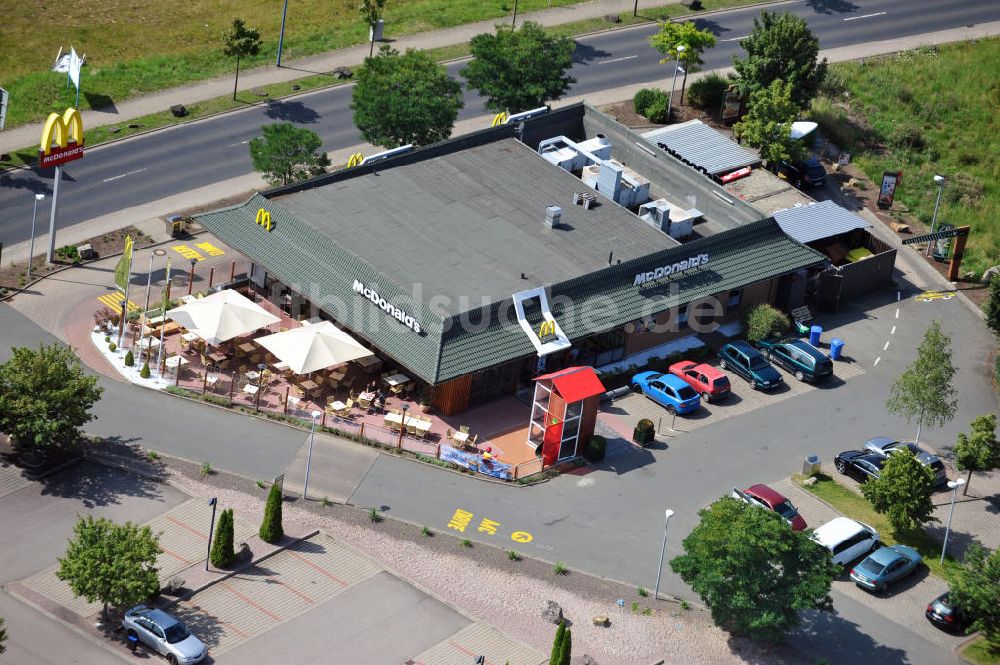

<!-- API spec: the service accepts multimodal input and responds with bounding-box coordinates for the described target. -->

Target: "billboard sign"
[39,108,84,168]
[877,170,901,209]
[721,85,744,125]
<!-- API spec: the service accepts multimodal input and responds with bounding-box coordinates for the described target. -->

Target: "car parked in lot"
[732,484,807,531]
[718,341,783,391]
[926,592,968,633]
[835,450,887,483]
[850,544,923,592]
[123,605,207,664]
[755,338,833,383]
[631,371,700,414]
[668,360,731,402]
[863,437,948,486]
[777,156,826,188]
[811,517,880,567]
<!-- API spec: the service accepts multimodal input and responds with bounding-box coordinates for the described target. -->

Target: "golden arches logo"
[491,112,508,127]
[255,208,274,232]
[346,152,364,168]
[40,108,83,155]
[538,319,556,339]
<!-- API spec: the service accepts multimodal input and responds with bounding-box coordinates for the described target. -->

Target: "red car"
[669,361,730,402]
[733,484,808,531]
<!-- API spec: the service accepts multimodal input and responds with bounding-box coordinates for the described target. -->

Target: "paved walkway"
[0,0,673,156]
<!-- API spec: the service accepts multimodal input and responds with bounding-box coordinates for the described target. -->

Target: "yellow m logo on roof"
[255,208,273,232]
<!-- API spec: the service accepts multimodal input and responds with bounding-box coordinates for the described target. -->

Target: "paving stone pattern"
[0,461,31,499]
[410,622,546,665]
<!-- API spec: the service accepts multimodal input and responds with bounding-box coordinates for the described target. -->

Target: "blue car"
[631,371,700,414]
[850,545,923,592]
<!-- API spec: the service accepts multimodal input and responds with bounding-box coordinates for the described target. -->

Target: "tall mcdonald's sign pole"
[38,108,85,262]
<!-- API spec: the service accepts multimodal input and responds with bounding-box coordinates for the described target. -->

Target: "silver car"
[863,437,948,486]
[122,605,206,664]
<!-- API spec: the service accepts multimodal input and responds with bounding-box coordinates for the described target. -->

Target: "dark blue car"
[631,371,700,414]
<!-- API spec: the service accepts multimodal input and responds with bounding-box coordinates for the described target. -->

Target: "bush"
[688,73,729,111]
[259,483,284,544]
[108,342,117,352]
[633,418,656,445]
[124,350,134,367]
[584,435,606,462]
[887,122,925,151]
[743,303,790,342]
[209,508,235,568]
[645,95,671,124]
[633,88,661,116]
[139,362,151,379]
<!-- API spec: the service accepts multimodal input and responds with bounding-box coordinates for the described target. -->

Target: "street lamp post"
[302,410,322,500]
[940,477,965,564]
[397,403,409,450]
[27,193,45,279]
[205,497,218,571]
[654,508,675,600]
[188,258,197,295]
[276,0,290,67]
[666,45,686,124]
[926,174,946,257]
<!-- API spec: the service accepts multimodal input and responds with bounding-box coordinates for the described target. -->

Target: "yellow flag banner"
[114,235,133,293]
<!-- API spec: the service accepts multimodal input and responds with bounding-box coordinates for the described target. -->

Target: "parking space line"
[890,325,896,335]
[895,308,900,319]
[166,515,208,540]
[272,579,316,605]
[160,546,193,565]
[874,356,881,366]
[219,581,283,622]
[883,341,890,351]
[286,550,348,587]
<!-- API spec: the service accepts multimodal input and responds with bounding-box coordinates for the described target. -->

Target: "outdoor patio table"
[385,412,433,433]
[355,355,381,369]
[242,384,259,396]
[287,395,301,407]
[181,331,201,342]
[237,342,257,355]
[138,337,161,350]
[328,400,347,412]
[383,373,411,387]
[165,356,188,369]
[207,351,228,363]
[244,370,261,381]
[271,361,289,372]
[451,431,469,444]
[298,379,319,394]
[328,367,347,381]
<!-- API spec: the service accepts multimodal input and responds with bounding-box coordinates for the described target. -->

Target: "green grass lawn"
[809,38,1000,277]
[962,635,1000,665]
[797,474,964,582]
[1,0,761,130]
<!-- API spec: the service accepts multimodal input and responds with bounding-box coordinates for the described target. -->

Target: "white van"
[812,517,880,566]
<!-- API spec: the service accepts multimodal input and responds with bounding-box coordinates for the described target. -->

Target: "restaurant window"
[469,360,519,405]
[728,289,743,308]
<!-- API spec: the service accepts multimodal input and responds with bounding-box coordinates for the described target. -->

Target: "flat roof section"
[643,120,761,176]
[276,138,677,316]
[773,200,872,244]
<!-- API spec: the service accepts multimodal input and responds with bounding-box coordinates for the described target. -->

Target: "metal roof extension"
[772,200,871,245]
[642,120,760,177]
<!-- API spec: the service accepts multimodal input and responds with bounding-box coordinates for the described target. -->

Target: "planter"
[632,427,655,446]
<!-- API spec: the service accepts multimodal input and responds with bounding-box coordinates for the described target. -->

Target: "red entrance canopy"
[534,366,606,404]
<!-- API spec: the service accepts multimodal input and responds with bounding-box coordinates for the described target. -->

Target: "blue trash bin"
[830,338,845,361]
[809,325,823,347]
[127,633,139,652]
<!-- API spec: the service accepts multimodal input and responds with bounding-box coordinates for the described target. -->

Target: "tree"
[949,544,1000,640]
[56,516,161,619]
[259,482,284,543]
[955,414,1000,496]
[0,343,103,450]
[558,626,572,665]
[743,302,790,342]
[223,19,262,101]
[210,508,235,568]
[549,620,565,664]
[351,46,464,148]
[0,616,6,655]
[886,320,958,444]
[861,449,937,533]
[670,497,837,644]
[649,21,718,106]
[984,273,1000,338]
[733,79,805,165]
[732,11,828,110]
[462,22,575,114]
[359,0,386,58]
[249,123,331,187]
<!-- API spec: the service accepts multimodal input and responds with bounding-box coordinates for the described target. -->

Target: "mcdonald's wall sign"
[39,108,84,168]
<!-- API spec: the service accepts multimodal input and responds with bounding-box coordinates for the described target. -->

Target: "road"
[1,0,999,246]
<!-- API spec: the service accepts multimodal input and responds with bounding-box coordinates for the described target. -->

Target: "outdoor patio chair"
[357,395,372,410]
[406,422,418,436]
[446,429,454,443]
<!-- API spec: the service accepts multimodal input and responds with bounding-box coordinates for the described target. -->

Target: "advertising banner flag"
[68,47,82,90]
[114,236,133,293]
[51,48,71,73]
[161,258,171,312]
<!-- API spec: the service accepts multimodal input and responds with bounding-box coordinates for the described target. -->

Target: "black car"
[926,593,967,633]
[756,338,833,383]
[778,156,826,188]
[718,341,783,391]
[835,450,886,483]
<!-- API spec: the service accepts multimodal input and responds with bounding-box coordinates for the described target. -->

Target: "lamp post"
[940,477,965,564]
[188,258,197,295]
[276,0,290,67]
[302,410,322,500]
[397,403,409,450]
[654,508,675,599]
[205,497,218,571]
[926,175,945,257]
[666,45,686,124]
[27,193,45,279]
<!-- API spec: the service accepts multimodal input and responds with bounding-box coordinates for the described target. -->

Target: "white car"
[122,605,206,664]
[811,517,880,567]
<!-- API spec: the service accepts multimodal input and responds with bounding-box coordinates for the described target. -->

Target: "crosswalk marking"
[97,291,139,312]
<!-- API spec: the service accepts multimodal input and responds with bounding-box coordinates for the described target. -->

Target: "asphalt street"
[1,0,999,246]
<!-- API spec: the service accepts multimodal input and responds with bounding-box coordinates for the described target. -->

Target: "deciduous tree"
[732,11,827,110]
[259,482,284,543]
[351,46,464,148]
[861,449,937,533]
[955,414,1000,496]
[734,79,805,165]
[359,0,387,57]
[949,544,1000,640]
[0,343,103,450]
[56,517,161,619]
[223,19,262,101]
[250,123,331,186]
[743,302,790,342]
[886,320,958,444]
[984,274,1000,338]
[462,22,575,114]
[649,21,718,105]
[670,496,837,644]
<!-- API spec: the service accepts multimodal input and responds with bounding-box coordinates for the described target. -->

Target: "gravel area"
[93,443,810,665]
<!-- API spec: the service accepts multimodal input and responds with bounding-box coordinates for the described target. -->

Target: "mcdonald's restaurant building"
[195,104,825,415]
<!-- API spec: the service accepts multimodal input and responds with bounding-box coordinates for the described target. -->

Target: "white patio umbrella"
[165,289,280,346]
[254,320,374,375]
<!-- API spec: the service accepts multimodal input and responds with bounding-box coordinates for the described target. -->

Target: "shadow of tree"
[168,603,229,651]
[84,91,117,113]
[263,100,321,124]
[571,41,612,65]
[37,458,164,509]
[791,606,912,664]
[805,0,861,15]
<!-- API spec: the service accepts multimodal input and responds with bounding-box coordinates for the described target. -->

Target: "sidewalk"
[0,0,670,156]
